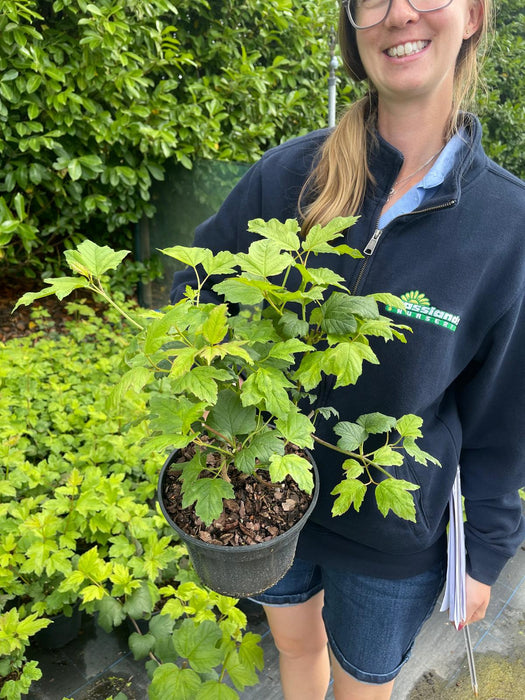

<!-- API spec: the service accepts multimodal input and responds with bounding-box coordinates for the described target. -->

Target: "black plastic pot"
[33,605,82,650]
[157,449,319,597]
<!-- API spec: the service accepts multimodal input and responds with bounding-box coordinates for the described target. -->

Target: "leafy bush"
[0,0,342,277]
[478,0,525,179]
[0,305,264,698]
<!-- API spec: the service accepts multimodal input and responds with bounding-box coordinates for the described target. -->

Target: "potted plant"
[15,216,440,597]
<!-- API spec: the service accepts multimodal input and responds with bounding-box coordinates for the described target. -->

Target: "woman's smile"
[385,39,430,57]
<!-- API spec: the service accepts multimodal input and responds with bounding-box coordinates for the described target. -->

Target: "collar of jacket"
[366,113,486,211]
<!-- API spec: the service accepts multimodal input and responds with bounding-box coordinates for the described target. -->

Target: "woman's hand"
[459,574,491,630]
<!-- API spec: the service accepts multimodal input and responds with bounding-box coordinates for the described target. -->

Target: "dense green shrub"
[478,0,525,179]
[0,305,264,698]
[0,0,341,277]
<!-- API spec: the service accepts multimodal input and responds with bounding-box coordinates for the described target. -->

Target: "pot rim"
[157,447,320,553]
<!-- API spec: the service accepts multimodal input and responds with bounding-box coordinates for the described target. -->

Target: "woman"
[171,1,525,698]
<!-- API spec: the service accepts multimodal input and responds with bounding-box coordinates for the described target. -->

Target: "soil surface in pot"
[162,444,314,546]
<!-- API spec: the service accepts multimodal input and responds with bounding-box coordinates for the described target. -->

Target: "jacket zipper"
[351,199,457,295]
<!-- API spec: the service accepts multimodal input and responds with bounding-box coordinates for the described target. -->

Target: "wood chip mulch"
[162,444,314,547]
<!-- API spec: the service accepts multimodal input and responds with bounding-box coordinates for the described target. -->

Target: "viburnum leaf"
[212,278,265,305]
[302,216,357,253]
[160,245,212,269]
[356,413,397,434]
[234,429,284,473]
[293,352,324,392]
[202,250,238,276]
[237,238,293,278]
[317,293,358,335]
[403,437,441,467]
[149,663,202,700]
[375,478,419,522]
[331,477,367,516]
[275,410,315,449]
[371,446,404,467]
[65,240,129,278]
[207,389,257,439]
[247,217,301,251]
[269,453,314,494]
[182,477,235,526]
[13,277,88,309]
[200,303,229,345]
[129,631,156,660]
[342,459,365,479]
[333,421,368,452]
[195,681,239,700]
[173,619,224,673]
[322,341,379,388]
[396,414,424,438]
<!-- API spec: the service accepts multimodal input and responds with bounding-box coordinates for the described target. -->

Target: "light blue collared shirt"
[378,131,465,230]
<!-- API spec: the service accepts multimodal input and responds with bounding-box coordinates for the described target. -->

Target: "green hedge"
[0,0,342,276]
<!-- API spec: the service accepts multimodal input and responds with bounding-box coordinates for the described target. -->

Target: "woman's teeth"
[386,40,429,57]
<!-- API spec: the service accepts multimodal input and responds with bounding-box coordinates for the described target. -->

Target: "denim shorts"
[251,557,445,685]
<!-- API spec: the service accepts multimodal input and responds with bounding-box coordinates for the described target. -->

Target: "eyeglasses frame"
[342,0,455,31]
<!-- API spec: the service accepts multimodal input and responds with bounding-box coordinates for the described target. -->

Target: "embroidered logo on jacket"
[385,291,461,332]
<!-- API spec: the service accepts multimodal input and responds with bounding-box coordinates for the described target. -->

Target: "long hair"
[299,0,493,233]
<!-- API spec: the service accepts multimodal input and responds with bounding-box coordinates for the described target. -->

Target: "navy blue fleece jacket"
[170,115,525,586]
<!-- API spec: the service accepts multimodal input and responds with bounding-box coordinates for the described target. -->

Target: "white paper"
[440,466,466,629]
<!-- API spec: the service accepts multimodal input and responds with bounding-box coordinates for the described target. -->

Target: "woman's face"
[355,0,483,109]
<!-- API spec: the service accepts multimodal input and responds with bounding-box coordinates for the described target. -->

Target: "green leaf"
[171,366,229,404]
[196,681,239,700]
[331,478,367,516]
[149,663,202,700]
[316,293,358,335]
[123,582,153,618]
[109,366,151,410]
[396,414,423,438]
[356,413,397,434]
[342,459,365,478]
[269,453,314,494]
[173,619,224,673]
[212,278,265,305]
[371,446,404,467]
[207,389,257,440]
[275,411,315,449]
[129,631,156,659]
[371,292,406,310]
[202,250,238,276]
[247,217,301,251]
[403,438,441,467]
[13,277,88,309]
[96,596,126,633]
[201,304,229,344]
[65,240,129,278]
[237,239,293,278]
[182,477,235,526]
[238,631,264,671]
[160,245,212,269]
[333,421,368,452]
[375,479,419,522]
[234,429,284,473]
[224,647,259,690]
[322,341,379,388]
[302,216,358,253]
[293,352,323,392]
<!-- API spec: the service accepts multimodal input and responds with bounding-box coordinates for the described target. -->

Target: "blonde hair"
[299,0,493,233]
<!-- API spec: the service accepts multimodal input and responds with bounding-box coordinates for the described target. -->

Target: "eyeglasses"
[343,0,454,30]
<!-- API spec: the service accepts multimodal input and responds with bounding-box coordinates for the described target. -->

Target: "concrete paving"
[27,544,524,700]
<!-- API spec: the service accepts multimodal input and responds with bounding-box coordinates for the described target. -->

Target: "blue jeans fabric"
[251,557,445,685]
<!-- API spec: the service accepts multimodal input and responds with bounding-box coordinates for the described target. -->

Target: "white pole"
[328,28,338,128]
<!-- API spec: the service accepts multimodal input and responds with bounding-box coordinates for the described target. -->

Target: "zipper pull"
[364,228,382,256]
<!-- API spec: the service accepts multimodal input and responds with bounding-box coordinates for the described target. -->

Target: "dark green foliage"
[0,0,341,277]
[478,0,525,179]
